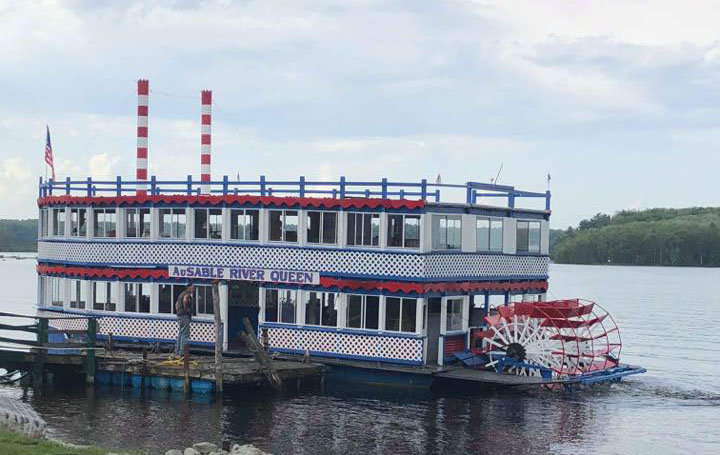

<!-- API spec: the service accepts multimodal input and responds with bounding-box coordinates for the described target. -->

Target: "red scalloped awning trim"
[37,264,548,295]
[37,194,425,211]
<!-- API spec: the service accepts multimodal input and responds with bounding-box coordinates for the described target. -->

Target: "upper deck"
[36,175,551,288]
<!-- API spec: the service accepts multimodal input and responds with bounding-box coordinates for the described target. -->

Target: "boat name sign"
[168,265,320,285]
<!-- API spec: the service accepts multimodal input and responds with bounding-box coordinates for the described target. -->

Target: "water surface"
[1,259,718,454]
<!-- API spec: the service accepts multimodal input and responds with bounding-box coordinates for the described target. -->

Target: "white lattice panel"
[38,241,424,279]
[266,326,423,363]
[424,253,549,279]
[40,311,214,343]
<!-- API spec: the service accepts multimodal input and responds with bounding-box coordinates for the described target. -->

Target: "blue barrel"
[151,376,170,389]
[130,374,151,388]
[169,378,185,391]
[95,371,111,385]
[111,372,130,386]
[191,380,214,394]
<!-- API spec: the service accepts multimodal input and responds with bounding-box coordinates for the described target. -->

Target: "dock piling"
[86,318,97,384]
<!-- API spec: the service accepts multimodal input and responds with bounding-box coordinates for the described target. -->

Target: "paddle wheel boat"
[33,80,644,388]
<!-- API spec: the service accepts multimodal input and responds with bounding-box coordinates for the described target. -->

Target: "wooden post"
[212,281,223,393]
[141,347,148,390]
[241,317,282,390]
[33,318,48,387]
[86,318,97,384]
[183,348,190,394]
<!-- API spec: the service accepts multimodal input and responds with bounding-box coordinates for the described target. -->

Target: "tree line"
[550,208,720,267]
[0,219,37,252]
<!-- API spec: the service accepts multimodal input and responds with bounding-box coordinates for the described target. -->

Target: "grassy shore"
[0,430,116,455]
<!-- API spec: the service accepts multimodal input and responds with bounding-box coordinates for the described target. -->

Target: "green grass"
[0,430,114,455]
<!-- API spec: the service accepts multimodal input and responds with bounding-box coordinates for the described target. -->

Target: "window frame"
[346,212,380,247]
[93,208,117,238]
[52,208,65,236]
[346,294,380,330]
[40,209,49,237]
[303,291,337,327]
[158,283,186,314]
[268,209,299,243]
[70,208,88,237]
[432,214,462,251]
[384,297,417,333]
[445,297,465,332]
[193,208,223,240]
[264,289,298,324]
[306,211,338,245]
[387,214,421,249]
[125,208,151,239]
[194,285,215,317]
[159,208,187,239]
[50,277,64,307]
[230,208,260,241]
[92,281,117,312]
[70,279,86,309]
[516,220,541,254]
[123,282,150,314]
[476,217,504,252]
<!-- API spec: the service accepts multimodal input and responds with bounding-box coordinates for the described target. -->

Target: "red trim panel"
[444,334,467,356]
[37,264,547,294]
[37,195,426,211]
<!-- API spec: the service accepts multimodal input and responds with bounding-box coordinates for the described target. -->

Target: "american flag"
[45,125,55,180]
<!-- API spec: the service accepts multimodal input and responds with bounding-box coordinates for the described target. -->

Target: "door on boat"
[426,297,442,365]
[227,281,259,351]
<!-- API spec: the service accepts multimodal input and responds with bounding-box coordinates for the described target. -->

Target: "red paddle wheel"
[480,299,622,379]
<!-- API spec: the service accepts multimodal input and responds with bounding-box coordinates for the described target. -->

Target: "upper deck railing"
[38,176,551,211]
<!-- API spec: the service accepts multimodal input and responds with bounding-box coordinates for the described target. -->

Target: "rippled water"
[1,258,718,454]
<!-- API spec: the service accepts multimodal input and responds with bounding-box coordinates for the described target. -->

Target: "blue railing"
[38,176,551,211]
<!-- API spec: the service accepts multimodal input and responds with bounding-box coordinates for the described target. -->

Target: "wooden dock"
[97,352,325,385]
[0,348,324,388]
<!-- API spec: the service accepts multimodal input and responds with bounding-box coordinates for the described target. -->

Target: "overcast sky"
[2,0,719,227]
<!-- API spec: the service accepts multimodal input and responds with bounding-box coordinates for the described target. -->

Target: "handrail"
[0,310,98,384]
[37,175,552,211]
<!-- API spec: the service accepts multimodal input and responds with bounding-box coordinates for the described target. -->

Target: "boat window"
[304,291,337,327]
[125,208,151,238]
[195,285,214,316]
[93,281,117,311]
[387,214,421,248]
[93,209,116,238]
[124,283,150,313]
[194,208,222,240]
[52,208,65,236]
[306,211,337,245]
[346,294,380,330]
[71,208,88,237]
[432,215,462,250]
[346,213,380,247]
[50,277,64,307]
[477,217,503,252]
[158,283,186,314]
[159,208,186,239]
[385,297,417,332]
[230,209,260,241]
[268,210,298,243]
[40,209,49,237]
[70,279,86,309]
[446,298,464,332]
[265,289,297,324]
[517,220,541,253]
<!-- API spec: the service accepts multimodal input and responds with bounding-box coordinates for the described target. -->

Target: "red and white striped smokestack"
[136,79,149,195]
[200,90,212,194]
